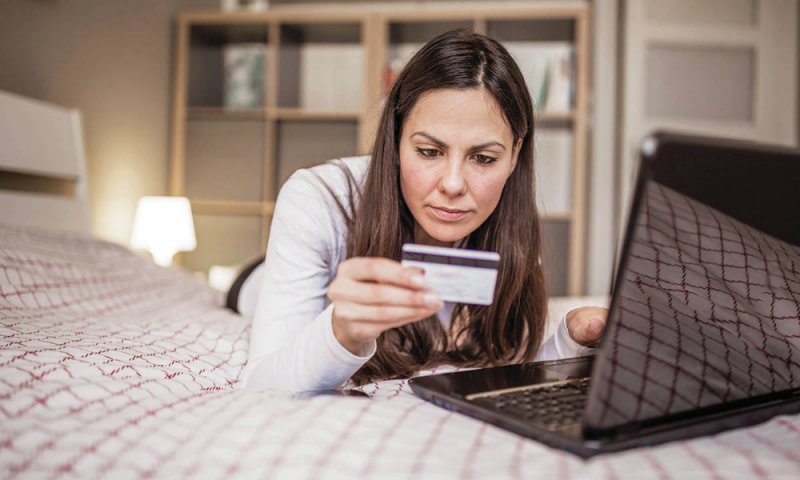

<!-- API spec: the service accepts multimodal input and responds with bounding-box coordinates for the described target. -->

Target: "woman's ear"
[510,137,523,174]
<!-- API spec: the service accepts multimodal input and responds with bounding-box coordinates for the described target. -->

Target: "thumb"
[582,317,604,345]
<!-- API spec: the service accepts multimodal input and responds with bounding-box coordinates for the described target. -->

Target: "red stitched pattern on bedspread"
[3,225,800,479]
[0,225,249,390]
[0,226,254,475]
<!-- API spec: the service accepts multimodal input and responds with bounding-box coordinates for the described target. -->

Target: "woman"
[243,30,606,392]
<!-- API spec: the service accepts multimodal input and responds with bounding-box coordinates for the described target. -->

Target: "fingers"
[329,277,442,309]
[580,317,605,345]
[329,301,441,345]
[331,302,439,350]
[566,307,608,346]
[330,257,442,309]
[329,257,444,353]
[334,302,438,327]
[339,257,426,290]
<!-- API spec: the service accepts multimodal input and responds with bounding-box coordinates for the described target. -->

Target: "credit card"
[401,243,500,306]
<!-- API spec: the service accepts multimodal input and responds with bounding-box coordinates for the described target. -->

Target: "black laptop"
[409,131,800,457]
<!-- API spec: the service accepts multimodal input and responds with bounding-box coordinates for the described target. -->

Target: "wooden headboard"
[0,90,90,234]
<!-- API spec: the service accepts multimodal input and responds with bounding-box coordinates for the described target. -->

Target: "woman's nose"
[437,159,467,196]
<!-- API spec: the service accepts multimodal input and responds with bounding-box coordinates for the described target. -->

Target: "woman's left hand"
[566,307,608,347]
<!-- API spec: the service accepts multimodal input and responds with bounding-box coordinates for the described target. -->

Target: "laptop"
[409,131,800,457]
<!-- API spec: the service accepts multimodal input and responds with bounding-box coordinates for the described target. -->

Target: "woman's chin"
[413,216,480,247]
[417,226,470,247]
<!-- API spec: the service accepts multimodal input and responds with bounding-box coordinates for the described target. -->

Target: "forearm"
[244,304,376,392]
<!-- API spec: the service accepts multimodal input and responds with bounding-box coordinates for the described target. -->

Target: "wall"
[0,0,217,245]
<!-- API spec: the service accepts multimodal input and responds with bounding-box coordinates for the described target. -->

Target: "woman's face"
[399,88,521,247]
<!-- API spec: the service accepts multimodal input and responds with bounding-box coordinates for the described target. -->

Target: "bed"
[2,91,800,479]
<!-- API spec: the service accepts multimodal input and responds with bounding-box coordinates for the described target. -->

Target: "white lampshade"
[131,196,197,266]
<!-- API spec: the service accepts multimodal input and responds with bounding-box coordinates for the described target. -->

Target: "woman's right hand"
[328,257,443,355]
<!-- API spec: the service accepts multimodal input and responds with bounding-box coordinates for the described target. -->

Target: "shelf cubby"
[277,22,364,112]
[275,120,358,190]
[184,118,265,203]
[187,22,269,108]
[488,18,576,114]
[183,213,264,275]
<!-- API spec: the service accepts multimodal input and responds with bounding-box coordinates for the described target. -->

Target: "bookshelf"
[169,2,590,296]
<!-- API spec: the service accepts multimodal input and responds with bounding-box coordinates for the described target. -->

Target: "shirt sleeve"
[243,168,375,392]
[534,308,594,361]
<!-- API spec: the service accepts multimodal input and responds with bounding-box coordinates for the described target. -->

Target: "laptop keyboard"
[467,378,591,431]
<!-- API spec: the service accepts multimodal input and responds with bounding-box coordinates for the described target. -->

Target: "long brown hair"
[325,29,548,384]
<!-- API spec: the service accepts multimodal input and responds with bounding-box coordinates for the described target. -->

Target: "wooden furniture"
[169,2,590,296]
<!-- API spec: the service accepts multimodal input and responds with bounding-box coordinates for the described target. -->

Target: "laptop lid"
[583,132,800,436]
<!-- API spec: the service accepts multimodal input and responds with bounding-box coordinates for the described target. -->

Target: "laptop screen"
[584,133,800,432]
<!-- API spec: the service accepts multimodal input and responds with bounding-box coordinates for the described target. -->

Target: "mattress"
[2,224,799,479]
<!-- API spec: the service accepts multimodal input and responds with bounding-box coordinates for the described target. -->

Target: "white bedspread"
[2,225,799,479]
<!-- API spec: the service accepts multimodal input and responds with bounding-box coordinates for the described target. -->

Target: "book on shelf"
[223,44,267,110]
[504,42,575,114]
[299,43,363,112]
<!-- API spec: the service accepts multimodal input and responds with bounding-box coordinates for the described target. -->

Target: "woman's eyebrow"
[411,132,448,148]
[470,141,506,152]
[410,132,506,151]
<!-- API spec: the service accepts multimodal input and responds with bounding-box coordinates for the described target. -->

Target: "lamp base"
[151,249,177,267]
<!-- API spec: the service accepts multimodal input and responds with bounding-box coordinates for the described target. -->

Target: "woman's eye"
[416,147,441,158]
[474,154,497,165]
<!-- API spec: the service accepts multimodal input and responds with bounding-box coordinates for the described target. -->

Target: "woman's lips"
[430,206,468,221]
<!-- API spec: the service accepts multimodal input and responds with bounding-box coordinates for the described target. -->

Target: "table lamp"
[131,196,197,267]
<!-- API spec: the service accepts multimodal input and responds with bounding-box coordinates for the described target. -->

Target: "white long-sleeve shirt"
[243,156,589,392]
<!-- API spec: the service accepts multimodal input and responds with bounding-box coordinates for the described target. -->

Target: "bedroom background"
[0,0,797,297]
[2,2,800,476]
